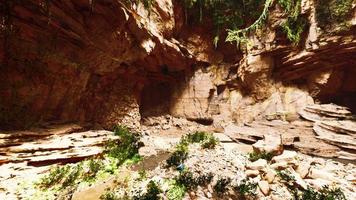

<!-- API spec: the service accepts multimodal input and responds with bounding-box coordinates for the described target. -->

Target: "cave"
[139,81,174,118]
[1,0,356,199]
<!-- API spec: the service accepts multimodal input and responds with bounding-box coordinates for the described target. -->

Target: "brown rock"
[252,134,283,156]
[258,181,270,196]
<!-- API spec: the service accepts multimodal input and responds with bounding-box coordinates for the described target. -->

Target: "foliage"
[248,151,274,162]
[61,164,83,188]
[233,179,258,197]
[166,142,189,167]
[175,170,213,191]
[201,133,219,149]
[213,177,232,196]
[36,125,143,192]
[37,165,71,188]
[293,186,347,200]
[105,125,142,165]
[133,180,162,200]
[167,180,186,200]
[278,0,306,44]
[175,170,196,190]
[166,131,218,167]
[226,0,273,47]
[316,0,353,30]
[84,159,104,182]
[100,189,120,200]
[276,169,295,183]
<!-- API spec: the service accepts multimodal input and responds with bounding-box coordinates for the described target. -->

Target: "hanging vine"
[225,0,273,48]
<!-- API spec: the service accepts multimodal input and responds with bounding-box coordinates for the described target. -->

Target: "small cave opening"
[315,65,356,113]
[139,81,174,118]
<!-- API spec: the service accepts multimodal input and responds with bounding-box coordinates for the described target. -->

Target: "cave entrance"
[316,65,356,113]
[139,81,174,118]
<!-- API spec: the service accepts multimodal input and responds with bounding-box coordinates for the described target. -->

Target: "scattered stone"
[296,161,311,179]
[270,162,289,170]
[247,159,268,171]
[263,168,277,183]
[308,168,340,182]
[272,150,297,164]
[258,180,270,196]
[246,170,260,177]
[252,134,283,156]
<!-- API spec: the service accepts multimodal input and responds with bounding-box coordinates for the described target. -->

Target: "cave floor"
[0,116,355,199]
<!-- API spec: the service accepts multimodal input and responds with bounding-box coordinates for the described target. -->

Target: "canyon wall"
[0,0,355,130]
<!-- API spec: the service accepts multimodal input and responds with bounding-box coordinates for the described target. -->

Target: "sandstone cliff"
[0,0,355,131]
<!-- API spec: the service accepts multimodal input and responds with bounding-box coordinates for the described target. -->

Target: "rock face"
[0,0,355,130]
[0,124,118,165]
[299,104,356,152]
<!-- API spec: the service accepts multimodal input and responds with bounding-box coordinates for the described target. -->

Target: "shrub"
[276,170,295,183]
[233,179,258,197]
[175,170,213,191]
[105,125,142,165]
[37,165,71,188]
[213,177,232,196]
[134,180,162,200]
[62,164,83,188]
[100,189,119,200]
[318,186,346,200]
[201,134,219,149]
[167,181,186,200]
[84,159,104,181]
[166,143,189,168]
[176,170,196,190]
[316,0,353,30]
[248,151,274,162]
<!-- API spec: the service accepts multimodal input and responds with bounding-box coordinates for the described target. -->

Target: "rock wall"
[0,0,355,130]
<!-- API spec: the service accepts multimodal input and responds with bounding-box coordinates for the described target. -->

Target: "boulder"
[258,180,270,196]
[308,168,340,182]
[246,170,260,177]
[252,134,283,155]
[296,161,311,179]
[247,159,268,171]
[263,168,277,183]
[270,161,289,170]
[272,150,297,164]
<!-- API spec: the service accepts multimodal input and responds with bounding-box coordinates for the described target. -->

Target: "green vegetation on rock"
[248,151,274,162]
[316,0,354,31]
[233,179,258,197]
[278,0,307,44]
[166,131,218,167]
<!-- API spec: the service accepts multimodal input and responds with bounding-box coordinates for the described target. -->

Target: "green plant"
[105,125,142,165]
[248,151,274,162]
[175,170,213,191]
[176,170,196,190]
[62,164,83,188]
[226,0,273,47]
[316,0,353,30]
[213,177,231,196]
[166,143,189,167]
[167,181,186,200]
[276,170,295,184]
[278,0,306,44]
[201,134,219,149]
[134,180,162,200]
[84,159,104,181]
[233,179,258,197]
[138,169,147,180]
[37,165,71,188]
[301,187,322,200]
[100,189,119,200]
[318,186,346,200]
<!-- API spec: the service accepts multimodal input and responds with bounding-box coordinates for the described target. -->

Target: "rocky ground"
[0,104,355,199]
